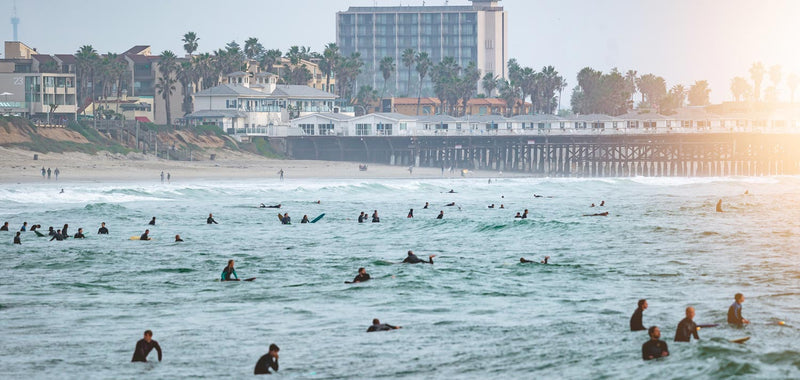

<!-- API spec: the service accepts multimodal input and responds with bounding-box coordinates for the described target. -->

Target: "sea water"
[1,177,799,379]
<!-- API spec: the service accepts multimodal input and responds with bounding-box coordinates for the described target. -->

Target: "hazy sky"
[4,0,800,103]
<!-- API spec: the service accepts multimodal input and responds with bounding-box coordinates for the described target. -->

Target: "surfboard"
[34,231,45,237]
[730,337,750,344]
[697,324,719,328]
[244,277,256,281]
[310,213,325,223]
[129,236,154,241]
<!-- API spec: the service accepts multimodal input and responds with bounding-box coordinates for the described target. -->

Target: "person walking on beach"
[160,171,164,183]
[642,326,669,361]
[674,306,699,342]
[727,293,750,326]
[41,167,45,178]
[278,169,284,181]
[630,299,647,331]
[54,168,60,180]
[254,344,279,375]
[131,330,162,362]
[13,232,21,245]
[47,168,51,179]
[167,173,171,183]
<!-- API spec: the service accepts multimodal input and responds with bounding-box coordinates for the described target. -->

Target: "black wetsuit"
[437,213,443,219]
[13,235,21,244]
[140,233,150,241]
[372,215,380,223]
[132,338,162,362]
[221,266,238,281]
[0,224,8,231]
[98,227,109,234]
[254,354,278,375]
[727,302,744,326]
[642,339,669,360]
[301,217,309,224]
[674,318,699,342]
[630,308,646,331]
[403,254,433,264]
[282,216,291,224]
[74,232,85,239]
[358,214,365,223]
[207,217,218,224]
[48,229,56,236]
[352,273,371,283]
[61,226,69,238]
[149,219,156,225]
[50,233,63,241]
[367,323,398,332]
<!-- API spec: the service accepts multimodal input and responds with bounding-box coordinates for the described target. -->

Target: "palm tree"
[482,73,498,97]
[787,73,799,103]
[244,37,264,60]
[156,76,177,126]
[414,52,431,115]
[182,32,199,57]
[158,50,179,126]
[498,79,520,117]
[285,46,311,66]
[401,48,416,96]
[730,76,751,102]
[749,62,765,101]
[379,56,396,101]
[459,62,481,116]
[321,43,339,93]
[176,61,197,115]
[688,80,711,106]
[670,84,687,107]
[625,70,638,103]
[354,85,378,115]
[75,45,99,115]
[260,49,282,73]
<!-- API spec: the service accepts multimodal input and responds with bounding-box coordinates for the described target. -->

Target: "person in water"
[403,250,435,264]
[73,228,85,239]
[674,306,700,342]
[407,209,414,218]
[630,299,648,331]
[520,256,549,264]
[20,222,27,232]
[716,199,723,212]
[727,293,750,326]
[350,268,371,283]
[499,204,505,209]
[301,215,310,223]
[221,260,239,281]
[50,229,64,241]
[48,226,56,236]
[448,189,456,193]
[642,326,669,361]
[207,213,218,224]
[281,213,291,224]
[139,229,151,241]
[367,318,401,332]
[13,232,21,245]
[600,201,605,207]
[149,217,156,225]
[514,212,522,218]
[30,224,40,232]
[62,224,69,238]
[372,210,380,223]
[358,212,366,223]
[259,203,266,208]
[0,222,8,231]
[254,343,280,375]
[488,204,495,209]
[175,235,183,242]
[583,211,609,216]
[131,330,162,362]
[437,211,444,219]
[423,202,429,209]
[98,222,109,234]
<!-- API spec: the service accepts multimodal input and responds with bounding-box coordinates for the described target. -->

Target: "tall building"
[337,0,508,98]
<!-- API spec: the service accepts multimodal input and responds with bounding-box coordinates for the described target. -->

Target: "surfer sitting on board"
[347,268,371,284]
[221,260,239,281]
[403,250,435,264]
[139,229,151,241]
[301,215,310,223]
[674,307,699,342]
[642,326,669,361]
[149,217,156,225]
[630,299,647,331]
[98,222,109,234]
[727,293,750,326]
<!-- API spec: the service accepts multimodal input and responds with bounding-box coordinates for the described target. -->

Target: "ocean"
[1,176,799,379]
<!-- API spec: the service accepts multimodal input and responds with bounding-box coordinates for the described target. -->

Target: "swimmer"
[445,202,455,207]
[358,212,366,223]
[403,250,435,264]
[590,203,596,207]
[13,232,21,245]
[59,188,64,194]
[630,299,647,331]
[73,228,85,239]
[207,213,218,224]
[62,224,69,238]
[50,229,64,241]
[97,222,109,234]
[372,210,380,223]
[254,344,279,375]
[30,224,40,232]
[642,326,669,361]
[139,229,151,241]
[437,211,444,219]
[423,202,429,209]
[514,212,522,219]
[347,268,371,284]
[533,194,543,198]
[716,199,723,212]
[367,318,402,332]
[727,293,750,326]
[20,222,27,231]
[600,201,605,207]
[499,204,505,209]
[407,209,414,218]
[488,204,495,209]
[448,189,456,193]
[131,330,162,362]
[301,215,309,223]
[221,259,239,281]
[674,306,699,342]
[148,217,156,225]
[522,209,529,219]
[0,222,8,231]
[175,234,183,242]
[48,226,55,236]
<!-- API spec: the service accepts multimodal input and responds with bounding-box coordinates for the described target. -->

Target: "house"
[569,114,624,130]
[292,112,353,136]
[348,113,417,136]
[511,114,565,131]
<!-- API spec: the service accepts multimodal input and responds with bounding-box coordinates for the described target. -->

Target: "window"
[592,122,604,129]
[436,123,448,130]
[479,106,487,115]
[318,123,334,135]
[612,122,618,129]
[682,120,692,128]
[559,122,565,129]
[376,123,393,136]
[356,123,371,136]
[486,122,498,130]
[299,124,315,135]
[226,99,237,109]
[400,123,407,131]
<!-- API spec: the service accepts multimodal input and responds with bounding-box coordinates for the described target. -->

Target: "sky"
[3,0,800,104]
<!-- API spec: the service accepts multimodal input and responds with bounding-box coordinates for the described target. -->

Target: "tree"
[414,52,431,115]
[379,56,396,101]
[670,84,687,108]
[749,62,765,101]
[177,61,197,115]
[321,43,339,93]
[182,32,199,57]
[157,50,179,126]
[244,37,264,60]
[570,67,631,116]
[431,57,461,115]
[354,85,378,115]
[497,79,520,117]
[260,49,282,73]
[285,46,311,65]
[688,80,711,106]
[788,73,799,103]
[401,48,416,96]
[730,76,751,102]
[625,70,638,103]
[636,74,666,108]
[482,73,498,97]
[458,62,481,116]
[75,45,99,115]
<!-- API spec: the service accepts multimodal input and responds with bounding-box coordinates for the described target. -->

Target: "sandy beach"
[0,147,511,183]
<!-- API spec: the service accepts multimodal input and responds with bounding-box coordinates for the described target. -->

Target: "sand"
[0,147,510,183]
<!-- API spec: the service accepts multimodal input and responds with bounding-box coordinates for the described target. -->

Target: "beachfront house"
[292,112,353,136]
[511,114,565,132]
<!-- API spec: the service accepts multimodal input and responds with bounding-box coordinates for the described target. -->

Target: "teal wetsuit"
[221,266,238,281]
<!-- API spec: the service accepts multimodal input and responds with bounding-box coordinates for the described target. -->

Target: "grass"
[247,138,284,159]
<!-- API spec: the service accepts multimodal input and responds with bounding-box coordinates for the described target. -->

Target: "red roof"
[135,116,151,123]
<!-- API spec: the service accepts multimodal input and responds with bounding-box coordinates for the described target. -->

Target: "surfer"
[583,212,609,216]
[48,226,55,236]
[207,213,218,224]
[73,228,85,239]
[131,330,162,362]
[591,203,596,207]
[301,215,310,223]
[445,202,456,207]
[522,209,529,219]
[149,217,156,225]
[674,306,699,342]
[281,213,291,224]
[500,204,505,209]
[715,199,723,212]
[259,203,266,208]
[727,293,750,326]
[520,256,549,264]
[30,224,40,232]
[372,210,380,223]
[407,209,414,218]
[254,344,280,375]
[348,268,371,283]
[175,234,184,242]
[221,259,239,281]
[423,202,429,209]
[263,204,281,209]
[630,299,648,331]
[514,212,522,219]
[367,318,402,332]
[139,229,151,241]
[403,250,435,264]
[97,222,109,234]
[642,326,669,361]
[62,224,69,238]
[358,212,366,223]
[488,204,495,209]
[13,232,21,245]
[20,222,27,231]
[437,211,444,219]
[600,201,605,207]
[0,222,8,231]
[448,189,456,193]
[50,229,64,241]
